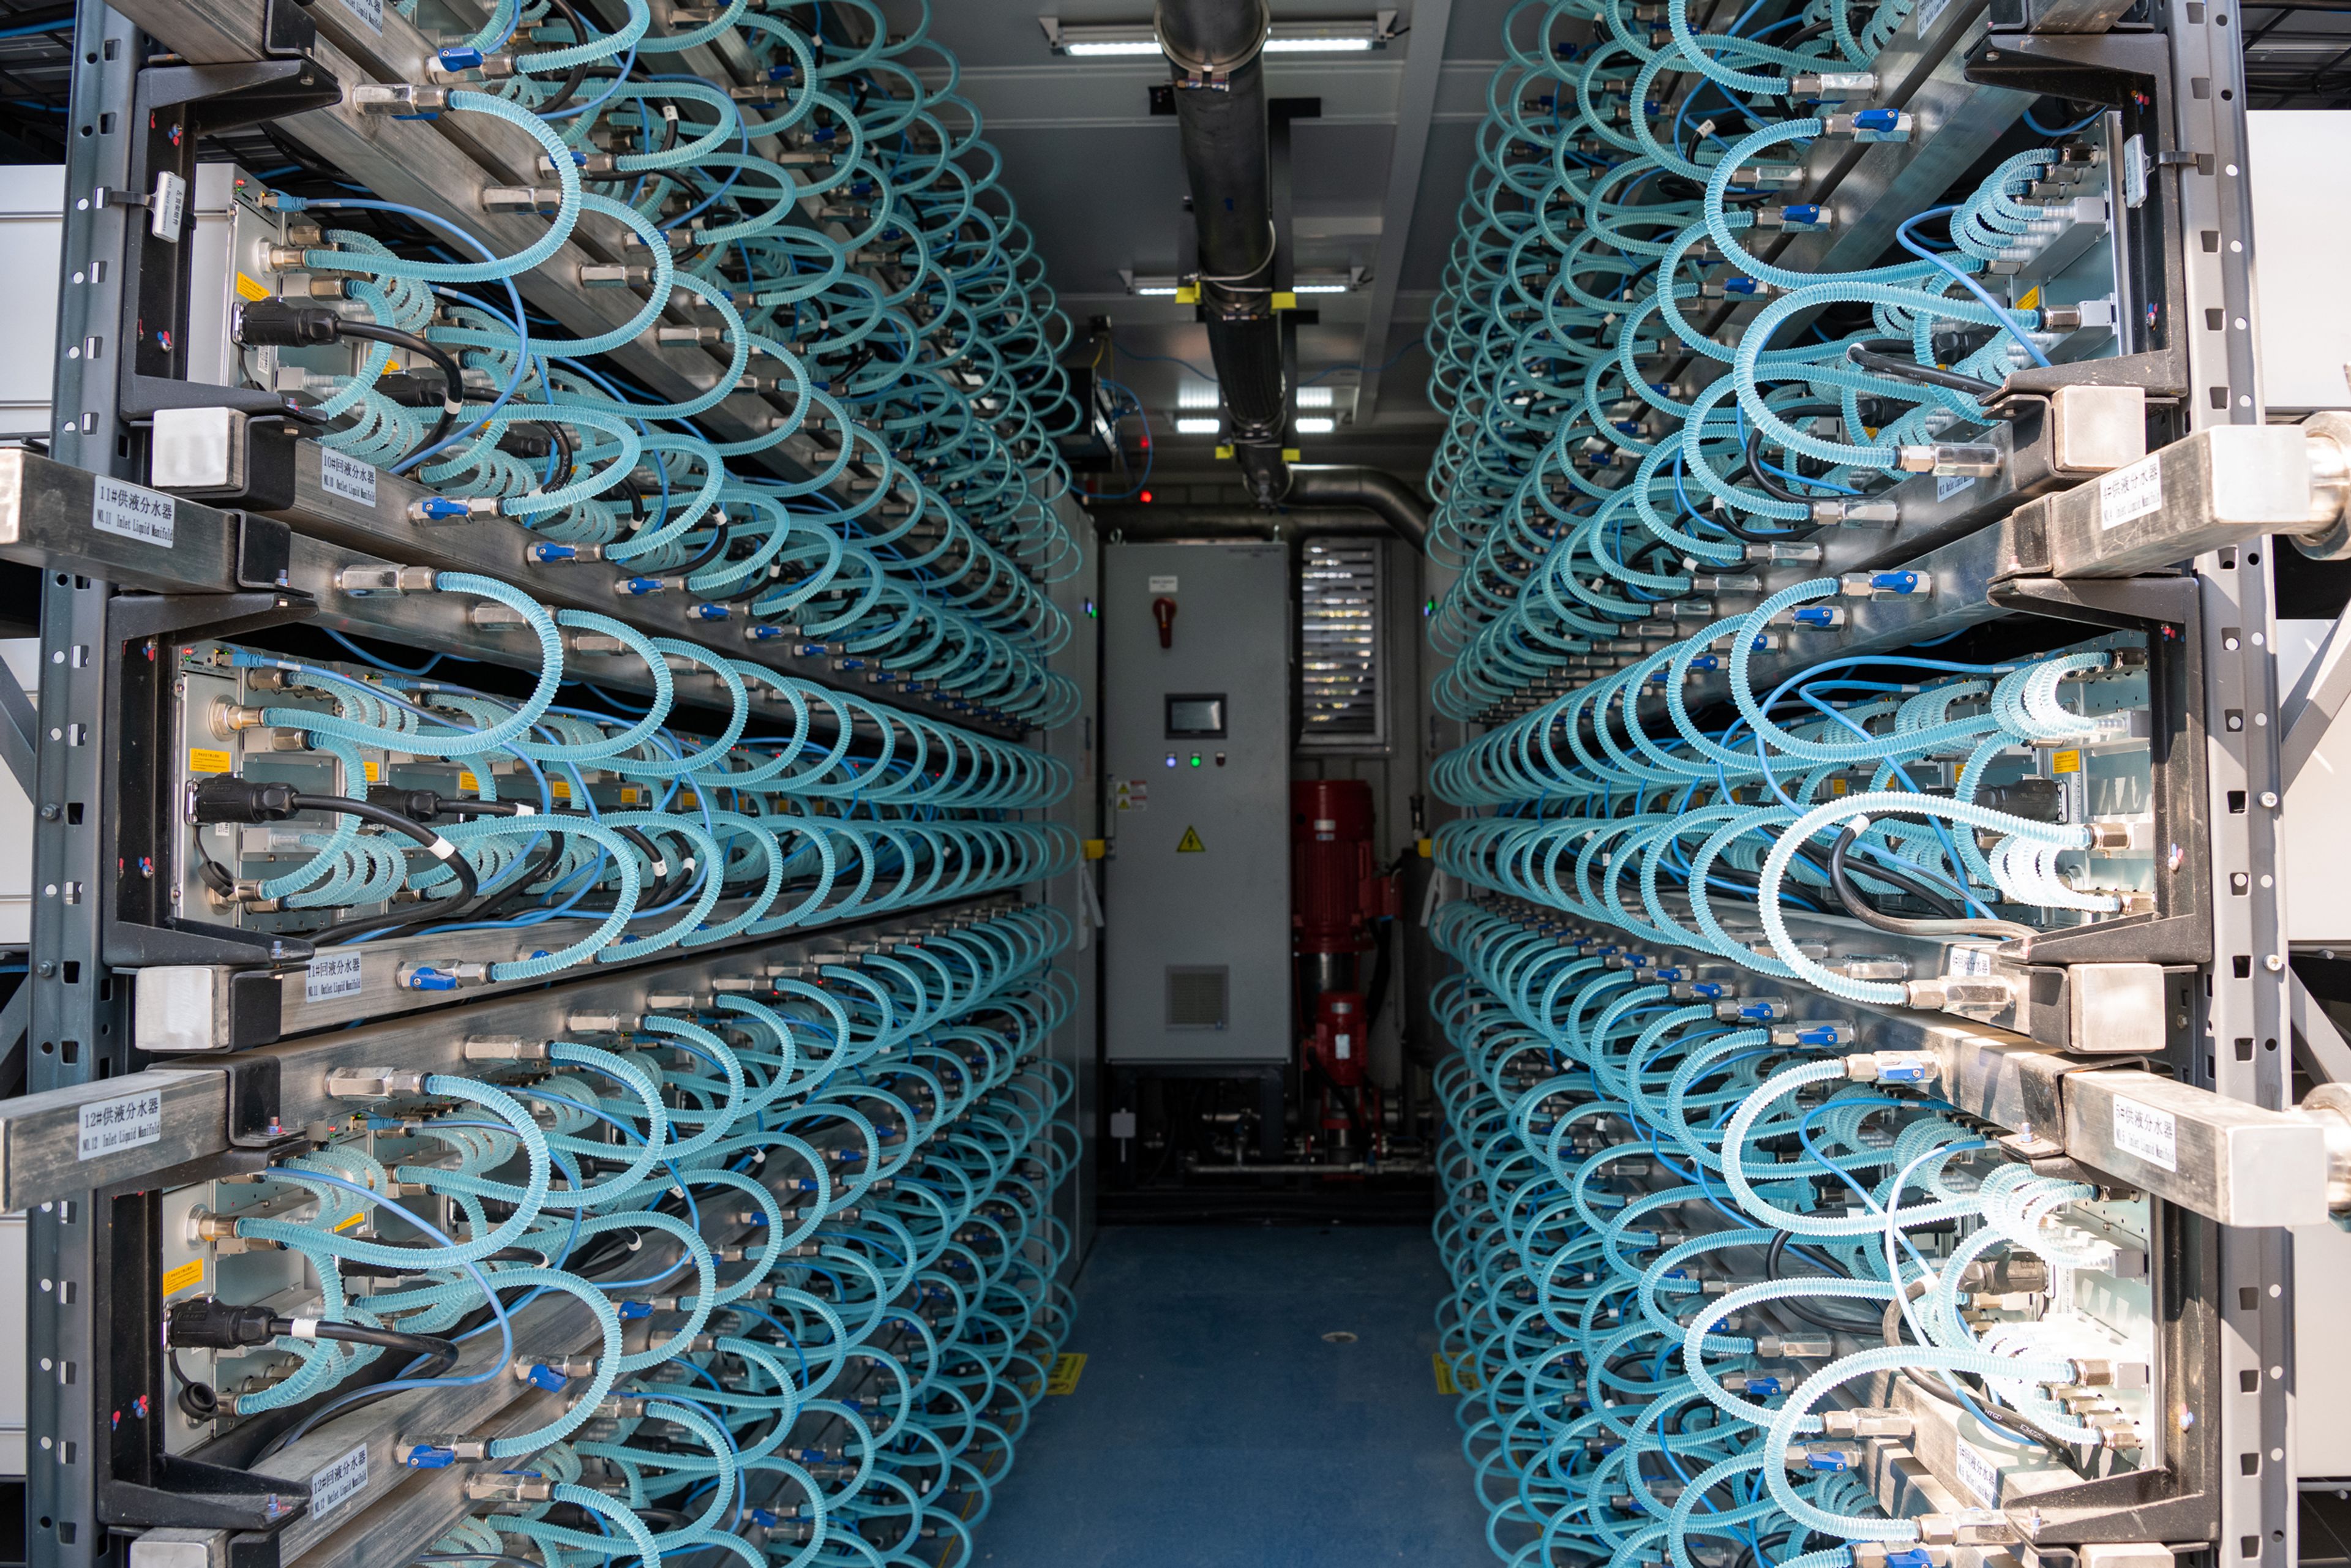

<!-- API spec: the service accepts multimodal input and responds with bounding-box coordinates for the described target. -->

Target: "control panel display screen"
[1165,694,1227,738]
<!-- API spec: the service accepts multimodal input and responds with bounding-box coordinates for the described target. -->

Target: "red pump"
[1291,781,1400,1138]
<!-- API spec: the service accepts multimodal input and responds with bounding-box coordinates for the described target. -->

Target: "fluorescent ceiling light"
[1297,386,1334,409]
[1041,14,1400,58]
[1176,417,1220,435]
[1292,268,1368,294]
[1296,417,1336,433]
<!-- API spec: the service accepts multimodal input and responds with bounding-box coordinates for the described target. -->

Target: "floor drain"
[1321,1330,1358,1343]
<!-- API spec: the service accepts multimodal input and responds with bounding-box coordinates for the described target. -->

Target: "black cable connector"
[366,785,528,823]
[230,298,343,348]
[192,775,299,824]
[190,784,482,937]
[166,1297,280,1349]
[232,299,468,463]
[167,1296,458,1367]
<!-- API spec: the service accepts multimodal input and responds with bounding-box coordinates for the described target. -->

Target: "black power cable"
[190,778,480,942]
[1845,337,2003,397]
[1827,819,2038,943]
[232,300,466,463]
[165,1297,459,1386]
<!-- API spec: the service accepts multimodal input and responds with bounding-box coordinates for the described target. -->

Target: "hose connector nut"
[1752,1334,1834,1358]
[2070,1356,2150,1388]
[481,187,561,214]
[351,84,451,115]
[1821,1407,1914,1438]
[1844,1050,1939,1084]
[1905,976,2018,1011]
[409,497,500,525]
[464,1471,553,1503]
[463,1035,549,1062]
[337,564,439,596]
[1824,107,1913,141]
[537,150,619,176]
[1791,70,1877,96]
[1757,203,1831,230]
[398,962,487,992]
[1897,442,2003,477]
[324,1069,428,1099]
[396,1435,487,1468]
[1914,1510,2016,1546]
[1811,498,1901,528]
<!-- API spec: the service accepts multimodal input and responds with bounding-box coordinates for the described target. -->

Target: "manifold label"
[78,1088,162,1161]
[310,1442,369,1517]
[2098,456,2164,528]
[2110,1095,2178,1171]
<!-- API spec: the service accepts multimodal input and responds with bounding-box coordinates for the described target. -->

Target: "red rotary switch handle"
[1153,596,1177,650]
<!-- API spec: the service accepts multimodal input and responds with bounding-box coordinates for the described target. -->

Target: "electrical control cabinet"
[1103,543,1291,1062]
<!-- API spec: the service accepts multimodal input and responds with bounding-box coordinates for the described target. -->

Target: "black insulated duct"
[1086,468,1430,553]
[1157,0,1289,502]
[1152,2,1427,540]
[1282,467,1429,553]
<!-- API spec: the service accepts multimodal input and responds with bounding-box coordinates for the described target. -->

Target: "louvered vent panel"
[1300,541,1379,738]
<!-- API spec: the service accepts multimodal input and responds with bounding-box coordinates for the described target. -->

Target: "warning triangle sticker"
[1176,826,1205,853]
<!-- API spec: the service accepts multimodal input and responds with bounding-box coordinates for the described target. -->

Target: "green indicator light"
[1190,754,1201,767]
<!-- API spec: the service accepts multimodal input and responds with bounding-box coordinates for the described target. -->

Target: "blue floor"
[975,1224,1492,1566]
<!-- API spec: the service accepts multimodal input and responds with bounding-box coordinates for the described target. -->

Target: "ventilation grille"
[1300,540,1381,740]
[1165,966,1230,1029]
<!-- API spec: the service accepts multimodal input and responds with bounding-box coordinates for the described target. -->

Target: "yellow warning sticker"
[459,771,479,792]
[1044,1352,1087,1395]
[187,747,233,776]
[1433,1353,1483,1395]
[334,1210,365,1234]
[550,779,572,800]
[234,271,270,303]
[2017,284,2042,312]
[2051,749,2082,775]
[362,760,380,783]
[1176,826,1205,854]
[161,1258,204,1298]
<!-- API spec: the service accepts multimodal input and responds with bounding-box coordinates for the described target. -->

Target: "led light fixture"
[1040,15,1400,58]
[1176,417,1220,435]
[1295,417,1337,434]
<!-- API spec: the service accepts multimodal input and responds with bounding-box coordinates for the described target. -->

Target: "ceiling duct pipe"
[1281,466,1429,553]
[1087,470,1428,552]
[1155,0,1290,504]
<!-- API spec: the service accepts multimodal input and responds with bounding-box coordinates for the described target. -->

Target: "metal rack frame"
[1423,0,2327,1558]
[9,4,1103,1561]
